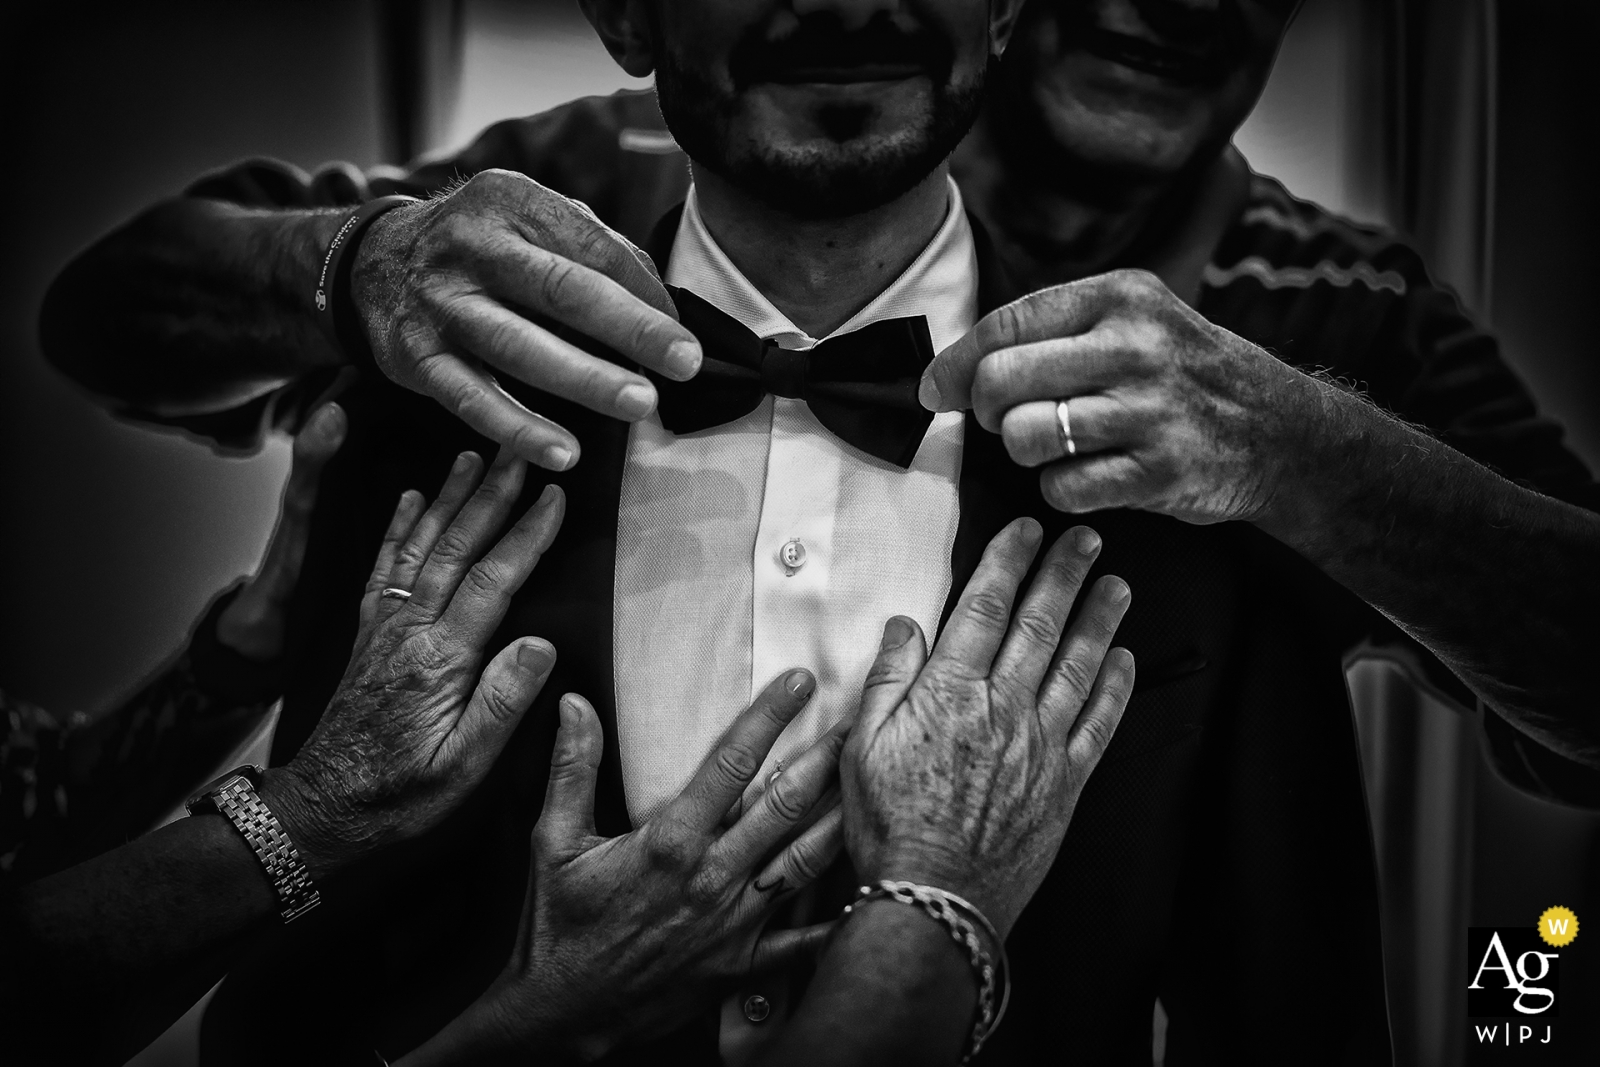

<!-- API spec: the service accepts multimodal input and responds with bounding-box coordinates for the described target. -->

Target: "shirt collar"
[664,177,978,354]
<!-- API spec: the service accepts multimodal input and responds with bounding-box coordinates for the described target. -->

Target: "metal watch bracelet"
[187,766,321,922]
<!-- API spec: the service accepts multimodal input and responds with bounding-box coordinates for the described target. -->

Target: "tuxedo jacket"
[183,91,1598,1066]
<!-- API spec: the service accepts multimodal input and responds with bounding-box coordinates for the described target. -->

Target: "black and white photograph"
[1,1,1596,1064]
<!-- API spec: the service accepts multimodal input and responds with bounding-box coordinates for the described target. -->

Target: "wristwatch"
[187,765,321,922]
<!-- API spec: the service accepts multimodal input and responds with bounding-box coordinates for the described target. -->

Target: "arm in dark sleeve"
[0,812,282,1066]
[37,92,669,452]
[1290,252,1600,796]
[1,586,281,881]
[758,900,978,1067]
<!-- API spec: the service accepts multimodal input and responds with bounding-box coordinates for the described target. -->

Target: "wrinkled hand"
[350,170,703,471]
[403,672,845,1064]
[923,268,1314,524]
[262,449,566,882]
[844,518,1134,939]
[214,401,346,661]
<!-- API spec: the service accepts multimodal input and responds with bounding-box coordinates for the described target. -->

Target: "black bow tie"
[648,285,937,469]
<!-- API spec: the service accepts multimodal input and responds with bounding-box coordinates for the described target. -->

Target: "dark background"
[1,2,1596,1064]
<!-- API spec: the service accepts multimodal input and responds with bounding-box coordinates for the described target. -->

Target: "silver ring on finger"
[380,586,413,601]
[1056,398,1077,457]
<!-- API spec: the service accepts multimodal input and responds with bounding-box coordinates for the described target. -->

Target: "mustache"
[727,13,956,88]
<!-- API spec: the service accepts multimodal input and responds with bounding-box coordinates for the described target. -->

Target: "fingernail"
[558,693,583,725]
[785,669,816,700]
[919,374,942,411]
[880,616,914,651]
[1018,518,1044,547]
[452,452,476,475]
[666,340,702,380]
[518,641,556,677]
[1075,527,1101,556]
[536,483,558,507]
[542,445,574,471]
[1114,648,1136,673]
[1108,578,1131,602]
[310,402,344,435]
[616,383,657,420]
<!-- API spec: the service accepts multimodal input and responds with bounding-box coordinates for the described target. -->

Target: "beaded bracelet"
[314,194,420,366]
[843,880,1011,1062]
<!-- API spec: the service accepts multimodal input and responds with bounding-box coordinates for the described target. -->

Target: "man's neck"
[691,165,952,339]
[952,114,1249,303]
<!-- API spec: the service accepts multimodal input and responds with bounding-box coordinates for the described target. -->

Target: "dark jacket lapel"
[942,213,1034,627]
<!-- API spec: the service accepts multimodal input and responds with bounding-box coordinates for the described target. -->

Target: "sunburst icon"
[1537,905,1579,948]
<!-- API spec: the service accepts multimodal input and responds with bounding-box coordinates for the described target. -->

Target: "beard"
[654,47,989,221]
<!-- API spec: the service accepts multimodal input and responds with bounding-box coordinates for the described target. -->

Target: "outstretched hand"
[262,448,566,884]
[844,518,1134,939]
[401,671,846,1065]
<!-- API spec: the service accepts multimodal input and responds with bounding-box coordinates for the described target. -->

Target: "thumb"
[459,638,557,753]
[858,616,928,725]
[920,331,984,413]
[535,691,604,850]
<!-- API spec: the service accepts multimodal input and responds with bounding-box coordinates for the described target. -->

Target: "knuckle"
[1009,607,1060,648]
[460,557,509,601]
[390,542,430,576]
[476,674,521,723]
[1113,267,1163,302]
[764,779,810,824]
[863,657,910,690]
[713,741,764,788]
[573,218,629,273]
[483,312,529,362]
[1053,653,1098,700]
[780,840,825,886]
[983,300,1026,351]
[973,350,1018,405]
[685,867,727,910]
[537,255,582,311]
[644,822,696,871]
[505,419,555,457]
[430,526,477,567]
[464,168,520,200]
[965,589,1014,630]
[1075,710,1117,755]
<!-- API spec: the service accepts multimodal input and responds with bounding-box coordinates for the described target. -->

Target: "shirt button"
[743,994,771,1023]
[779,538,807,574]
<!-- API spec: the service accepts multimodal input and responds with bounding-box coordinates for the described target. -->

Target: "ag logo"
[1468,928,1559,1017]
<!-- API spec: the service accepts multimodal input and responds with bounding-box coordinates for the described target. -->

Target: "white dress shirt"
[612,178,978,823]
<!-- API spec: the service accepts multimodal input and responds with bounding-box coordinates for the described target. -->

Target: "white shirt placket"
[745,393,842,803]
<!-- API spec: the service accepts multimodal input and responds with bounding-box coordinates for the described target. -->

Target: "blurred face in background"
[632,0,1017,218]
[991,0,1300,184]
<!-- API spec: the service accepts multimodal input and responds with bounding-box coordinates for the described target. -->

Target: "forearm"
[40,197,349,415]
[1258,377,1600,762]
[760,899,976,1067]
[1,815,279,1063]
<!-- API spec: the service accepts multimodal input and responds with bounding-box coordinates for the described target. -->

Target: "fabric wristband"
[315,194,420,368]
